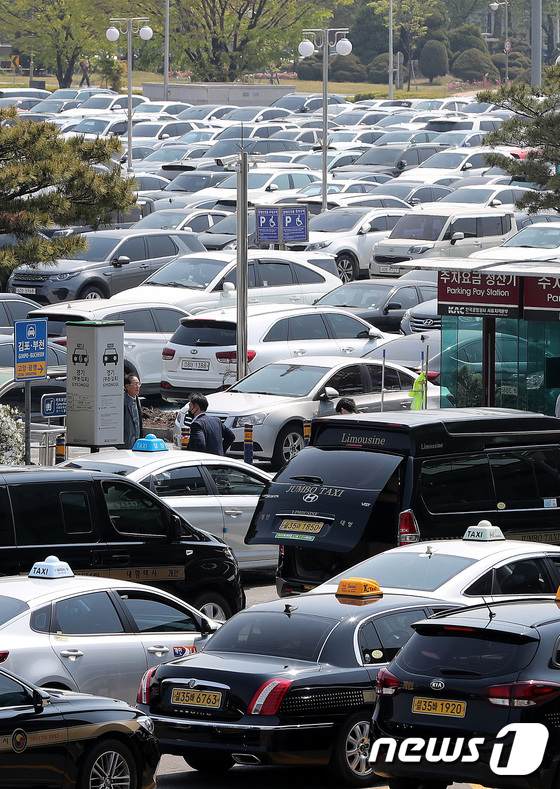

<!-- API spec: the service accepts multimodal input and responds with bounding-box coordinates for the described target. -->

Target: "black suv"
[371,598,560,789]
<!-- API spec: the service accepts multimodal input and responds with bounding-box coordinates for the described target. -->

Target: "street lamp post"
[298,29,352,213]
[106,18,153,175]
[489,0,509,83]
[164,0,170,100]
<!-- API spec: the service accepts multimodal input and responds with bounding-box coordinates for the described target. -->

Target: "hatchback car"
[171,355,439,468]
[136,579,461,785]
[371,596,560,789]
[7,229,205,304]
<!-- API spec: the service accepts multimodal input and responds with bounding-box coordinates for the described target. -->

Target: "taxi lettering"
[286,484,343,497]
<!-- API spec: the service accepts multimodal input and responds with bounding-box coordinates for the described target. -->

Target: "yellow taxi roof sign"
[336,578,382,598]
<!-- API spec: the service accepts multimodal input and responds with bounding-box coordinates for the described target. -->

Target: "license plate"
[412,697,466,717]
[279,519,324,534]
[171,688,222,708]
[379,266,399,274]
[181,360,210,371]
[14,287,37,295]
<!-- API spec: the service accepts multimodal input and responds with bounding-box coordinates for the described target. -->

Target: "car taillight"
[53,338,67,347]
[0,652,8,663]
[216,350,256,363]
[483,681,560,707]
[426,371,440,382]
[398,509,420,545]
[137,668,157,705]
[162,347,175,360]
[376,667,399,696]
[247,679,291,714]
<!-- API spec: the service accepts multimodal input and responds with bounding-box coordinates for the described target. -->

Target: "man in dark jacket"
[123,373,143,449]
[187,392,235,455]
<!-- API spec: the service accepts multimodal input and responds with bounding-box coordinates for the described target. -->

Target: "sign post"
[14,319,47,464]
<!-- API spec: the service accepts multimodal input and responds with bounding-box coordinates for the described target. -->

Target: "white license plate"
[14,287,37,295]
[181,360,210,371]
[379,266,400,274]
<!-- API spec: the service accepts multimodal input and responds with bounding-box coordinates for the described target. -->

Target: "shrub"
[294,53,322,80]
[451,48,500,82]
[329,53,368,82]
[0,405,24,465]
[366,53,408,84]
[419,40,449,83]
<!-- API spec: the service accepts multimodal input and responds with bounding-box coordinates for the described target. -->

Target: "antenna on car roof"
[481,596,496,621]
[283,604,298,617]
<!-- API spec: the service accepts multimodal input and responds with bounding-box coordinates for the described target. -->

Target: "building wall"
[142,82,292,106]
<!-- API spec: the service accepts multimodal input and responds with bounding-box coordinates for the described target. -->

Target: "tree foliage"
[0,111,136,285]
[477,67,560,214]
[349,4,389,64]
[419,39,448,82]
[451,47,499,81]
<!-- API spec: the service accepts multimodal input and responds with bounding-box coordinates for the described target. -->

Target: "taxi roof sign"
[463,521,505,541]
[29,555,74,579]
[132,433,168,452]
[336,578,382,598]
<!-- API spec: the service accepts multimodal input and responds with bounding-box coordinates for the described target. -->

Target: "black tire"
[79,284,106,300]
[330,713,374,787]
[183,752,234,773]
[77,738,137,789]
[336,254,358,284]
[190,591,232,622]
[271,423,304,470]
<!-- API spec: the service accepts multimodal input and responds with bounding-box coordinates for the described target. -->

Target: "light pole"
[298,29,352,213]
[389,0,394,99]
[164,0,170,100]
[489,0,509,83]
[106,18,153,175]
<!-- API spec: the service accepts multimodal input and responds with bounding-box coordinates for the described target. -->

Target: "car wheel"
[183,753,234,773]
[336,254,358,283]
[190,591,232,622]
[330,713,374,786]
[271,424,304,470]
[79,285,106,300]
[77,738,137,789]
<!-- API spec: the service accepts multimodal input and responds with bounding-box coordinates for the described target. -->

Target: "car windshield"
[64,236,119,262]
[131,124,163,137]
[273,96,306,110]
[309,211,363,232]
[353,148,402,166]
[79,97,113,109]
[224,108,263,120]
[72,118,110,133]
[163,173,224,192]
[318,283,392,308]
[177,131,214,143]
[325,551,477,592]
[439,188,494,203]
[145,256,226,288]
[505,226,560,248]
[216,173,274,190]
[207,214,255,234]
[142,147,186,162]
[419,152,468,169]
[389,214,447,241]
[329,131,358,142]
[65,460,137,475]
[33,100,64,112]
[204,610,337,661]
[177,106,219,119]
[134,211,186,229]
[229,362,330,397]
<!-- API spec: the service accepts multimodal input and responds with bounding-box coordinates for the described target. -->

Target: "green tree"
[419,39,448,82]
[451,47,499,81]
[330,52,367,81]
[395,0,440,89]
[0,111,136,285]
[349,4,389,65]
[448,22,488,59]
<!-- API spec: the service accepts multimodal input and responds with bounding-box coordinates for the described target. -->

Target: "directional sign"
[282,205,308,243]
[10,55,19,68]
[41,393,67,418]
[14,319,47,381]
[255,206,281,243]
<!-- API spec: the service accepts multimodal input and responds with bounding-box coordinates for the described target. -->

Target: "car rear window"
[0,596,29,626]
[396,628,538,676]
[171,319,236,347]
[204,611,337,661]
[275,446,399,490]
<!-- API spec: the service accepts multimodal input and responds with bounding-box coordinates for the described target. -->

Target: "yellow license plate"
[279,519,324,534]
[412,697,466,717]
[171,688,222,708]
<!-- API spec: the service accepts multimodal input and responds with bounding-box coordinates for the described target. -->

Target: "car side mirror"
[113,255,131,267]
[222,281,235,294]
[32,688,50,713]
[266,183,279,192]
[198,616,220,635]
[450,231,465,244]
[385,301,402,313]
[368,327,383,339]
[160,133,170,140]
[461,161,472,171]
[397,160,406,170]
[490,198,502,206]
[358,222,371,235]
[168,514,182,541]
[319,386,339,401]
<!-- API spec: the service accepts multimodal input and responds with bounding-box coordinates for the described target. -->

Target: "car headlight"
[49,272,76,281]
[232,413,266,428]
[402,309,411,320]
[222,240,237,250]
[527,371,544,389]
[136,715,154,734]
[307,241,330,250]
[407,243,434,254]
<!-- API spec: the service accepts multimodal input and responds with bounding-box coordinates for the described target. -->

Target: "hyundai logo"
[424,319,434,326]
[188,679,197,688]
[190,349,198,354]
[303,493,318,503]
[430,680,445,690]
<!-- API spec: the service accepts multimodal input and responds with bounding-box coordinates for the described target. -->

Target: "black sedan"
[136,581,461,786]
[315,278,437,332]
[0,666,159,787]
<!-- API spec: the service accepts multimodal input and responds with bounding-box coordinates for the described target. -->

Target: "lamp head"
[336,37,352,56]
[106,25,120,42]
[489,2,500,10]
[139,24,153,40]
[298,39,315,58]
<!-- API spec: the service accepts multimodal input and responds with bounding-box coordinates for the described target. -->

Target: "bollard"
[303,419,312,446]
[244,423,253,464]
[181,423,190,450]
[55,434,66,465]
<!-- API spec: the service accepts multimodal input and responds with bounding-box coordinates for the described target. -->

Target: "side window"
[153,308,184,333]
[146,235,178,259]
[186,215,210,233]
[292,263,324,285]
[61,492,92,534]
[480,215,507,237]
[258,261,294,286]
[489,449,560,509]
[118,237,147,262]
[366,365,383,392]
[7,302,32,322]
[413,188,433,202]
[263,317,289,342]
[326,365,364,396]
[121,309,157,333]
[148,466,208,497]
[205,465,266,496]
[419,285,437,301]
[455,341,482,363]
[116,591,199,633]
[54,592,124,635]
[270,174,291,190]
[450,217,477,238]
[393,287,420,310]
[398,370,415,389]
[102,480,167,536]
[386,215,403,231]
[215,263,256,290]
[10,483,95,544]
[288,314,329,340]
[323,312,370,339]
[494,558,556,595]
[0,344,14,366]
[291,173,315,188]
[420,456,495,513]
[382,368,403,390]
[369,216,387,232]
[466,153,488,168]
[373,609,426,661]
[358,621,383,664]
[0,304,9,327]
[0,674,31,708]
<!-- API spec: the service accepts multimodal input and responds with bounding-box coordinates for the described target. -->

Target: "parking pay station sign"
[14,319,48,381]
[255,205,308,244]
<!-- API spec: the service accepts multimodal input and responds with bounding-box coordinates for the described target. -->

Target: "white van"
[370,204,517,276]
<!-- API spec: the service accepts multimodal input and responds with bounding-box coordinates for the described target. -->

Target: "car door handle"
[140,263,150,268]
[293,349,306,355]
[248,297,260,303]
[289,295,301,301]
[60,649,84,659]
[124,342,135,349]
[109,552,129,565]
[341,347,355,353]
[147,646,170,655]
[225,509,243,517]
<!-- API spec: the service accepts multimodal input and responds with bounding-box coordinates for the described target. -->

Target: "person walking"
[187,392,235,455]
[79,57,90,87]
[335,397,358,414]
[123,373,143,449]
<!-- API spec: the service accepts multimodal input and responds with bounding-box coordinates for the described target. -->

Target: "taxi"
[0,556,220,705]
[136,577,463,786]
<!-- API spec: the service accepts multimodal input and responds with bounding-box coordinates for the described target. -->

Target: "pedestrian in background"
[79,57,90,87]
[187,392,235,455]
[336,397,358,414]
[123,373,143,448]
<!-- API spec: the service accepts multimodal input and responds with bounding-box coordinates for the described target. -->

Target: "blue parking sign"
[255,206,281,243]
[282,206,308,242]
[14,319,48,381]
